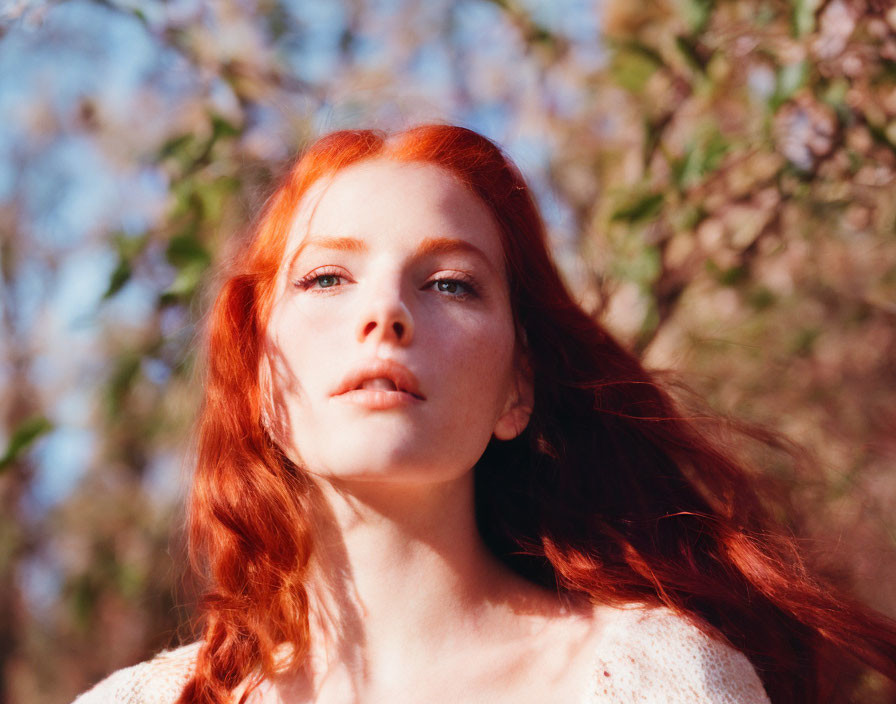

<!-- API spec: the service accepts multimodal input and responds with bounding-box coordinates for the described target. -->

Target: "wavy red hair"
[178,125,896,704]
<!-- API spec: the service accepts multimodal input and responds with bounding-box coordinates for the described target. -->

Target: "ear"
[493,352,534,441]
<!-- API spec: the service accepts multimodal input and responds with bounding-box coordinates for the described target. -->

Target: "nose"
[356,287,414,346]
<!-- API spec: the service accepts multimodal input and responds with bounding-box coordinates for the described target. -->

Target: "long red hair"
[179,125,896,704]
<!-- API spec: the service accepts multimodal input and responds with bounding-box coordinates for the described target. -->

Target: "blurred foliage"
[0,0,894,702]
[0,417,52,472]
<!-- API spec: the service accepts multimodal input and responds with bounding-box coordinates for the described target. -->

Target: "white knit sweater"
[72,607,771,703]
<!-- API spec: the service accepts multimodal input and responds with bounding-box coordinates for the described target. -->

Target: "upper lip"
[333,359,425,400]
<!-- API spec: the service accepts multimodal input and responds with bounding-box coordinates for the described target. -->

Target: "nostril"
[358,314,410,343]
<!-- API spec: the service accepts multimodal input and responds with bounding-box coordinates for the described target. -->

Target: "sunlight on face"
[263,159,531,485]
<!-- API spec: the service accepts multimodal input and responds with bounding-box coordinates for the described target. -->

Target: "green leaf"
[195,176,240,222]
[675,35,709,73]
[706,259,747,287]
[102,233,146,300]
[170,179,200,219]
[157,133,196,164]
[792,0,818,37]
[612,244,662,286]
[211,114,241,141]
[166,232,210,268]
[719,264,748,286]
[792,327,821,356]
[116,562,144,600]
[162,230,211,303]
[748,286,777,310]
[881,59,896,82]
[868,121,896,153]
[160,260,207,304]
[672,204,705,232]
[106,355,141,417]
[821,78,848,109]
[680,0,714,34]
[756,2,775,25]
[266,4,290,41]
[673,130,730,189]
[103,258,131,299]
[611,192,665,223]
[0,416,53,471]
[527,24,555,47]
[702,131,729,171]
[773,60,808,108]
[610,43,663,92]
[68,573,98,631]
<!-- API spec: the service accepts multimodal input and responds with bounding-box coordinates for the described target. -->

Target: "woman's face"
[264,159,531,485]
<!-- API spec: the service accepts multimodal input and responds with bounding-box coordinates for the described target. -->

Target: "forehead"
[287,159,505,267]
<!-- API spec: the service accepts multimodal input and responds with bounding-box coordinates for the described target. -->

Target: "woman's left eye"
[428,277,477,299]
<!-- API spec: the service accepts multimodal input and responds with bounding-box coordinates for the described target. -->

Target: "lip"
[334,388,423,410]
[332,359,425,409]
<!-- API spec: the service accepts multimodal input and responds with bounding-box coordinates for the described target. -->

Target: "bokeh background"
[1,0,895,702]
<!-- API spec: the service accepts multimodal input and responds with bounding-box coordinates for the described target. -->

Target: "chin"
[323,456,462,484]
[286,426,485,486]
[299,447,474,488]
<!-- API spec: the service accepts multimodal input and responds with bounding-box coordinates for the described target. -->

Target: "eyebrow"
[287,235,500,274]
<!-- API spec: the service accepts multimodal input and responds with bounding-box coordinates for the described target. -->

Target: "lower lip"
[334,389,424,410]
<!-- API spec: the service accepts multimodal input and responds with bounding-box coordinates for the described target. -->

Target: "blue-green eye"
[294,270,347,291]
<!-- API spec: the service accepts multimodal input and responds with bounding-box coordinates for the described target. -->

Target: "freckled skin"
[264,159,531,485]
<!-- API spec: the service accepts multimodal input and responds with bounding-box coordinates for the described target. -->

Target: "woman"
[74,125,896,704]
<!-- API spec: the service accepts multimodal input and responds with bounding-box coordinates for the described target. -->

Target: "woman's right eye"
[294,270,348,291]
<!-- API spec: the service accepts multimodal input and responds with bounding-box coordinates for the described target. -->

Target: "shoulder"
[71,642,201,704]
[589,606,770,704]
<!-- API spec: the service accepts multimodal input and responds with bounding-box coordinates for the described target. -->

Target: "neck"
[293,472,555,691]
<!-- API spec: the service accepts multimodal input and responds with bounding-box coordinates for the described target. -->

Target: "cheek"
[267,306,340,400]
[422,310,517,400]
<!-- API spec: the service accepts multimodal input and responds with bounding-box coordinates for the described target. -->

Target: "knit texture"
[72,608,770,703]
[587,607,770,703]
[73,642,201,704]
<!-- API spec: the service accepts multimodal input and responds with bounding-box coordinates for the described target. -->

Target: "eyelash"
[292,269,480,300]
[293,267,348,292]
[427,274,479,300]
